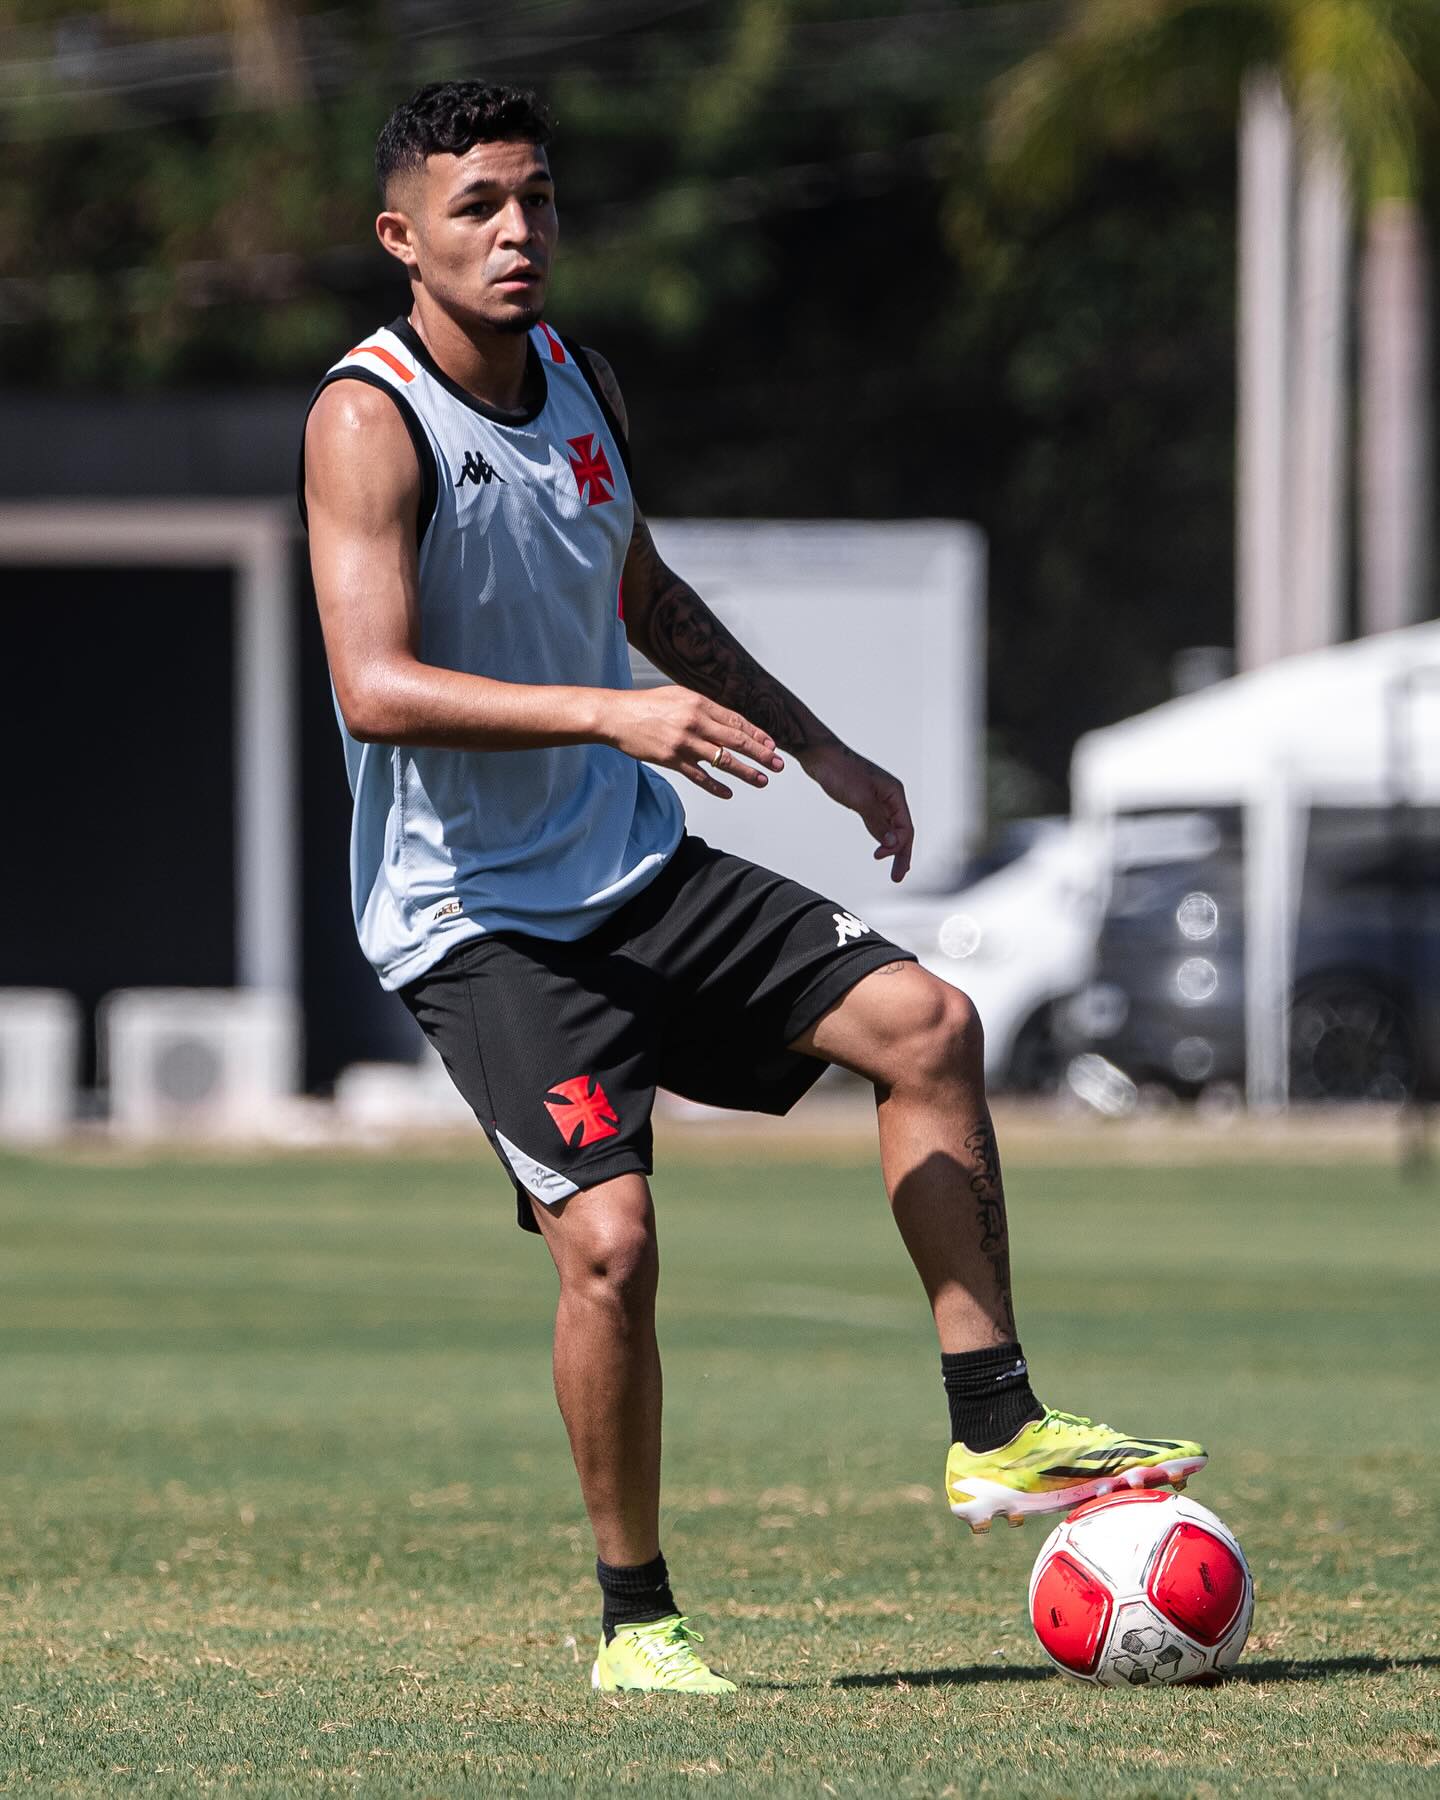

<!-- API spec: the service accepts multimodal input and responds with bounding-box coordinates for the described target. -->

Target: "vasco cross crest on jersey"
[545,1075,620,1148]
[566,434,615,505]
[456,449,505,488]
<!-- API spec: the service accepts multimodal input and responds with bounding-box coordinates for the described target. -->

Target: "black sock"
[596,1552,678,1643]
[942,1343,1044,1452]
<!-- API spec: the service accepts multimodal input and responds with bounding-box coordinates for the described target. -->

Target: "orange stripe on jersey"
[537,321,567,364]
[346,344,415,382]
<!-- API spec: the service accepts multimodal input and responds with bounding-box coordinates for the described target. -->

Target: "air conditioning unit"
[0,989,81,1142]
[101,988,301,1138]
[334,1042,474,1132]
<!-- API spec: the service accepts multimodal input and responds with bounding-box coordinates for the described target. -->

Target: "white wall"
[643,520,986,910]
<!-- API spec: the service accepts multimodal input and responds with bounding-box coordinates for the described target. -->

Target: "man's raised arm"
[303,381,778,794]
[586,349,916,881]
[305,381,602,749]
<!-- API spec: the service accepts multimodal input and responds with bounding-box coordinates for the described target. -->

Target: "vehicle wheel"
[1006,1004,1065,1095]
[1288,980,1417,1102]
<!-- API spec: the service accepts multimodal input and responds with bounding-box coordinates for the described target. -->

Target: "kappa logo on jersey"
[566,434,615,506]
[456,449,505,488]
[833,910,870,946]
[544,1074,620,1148]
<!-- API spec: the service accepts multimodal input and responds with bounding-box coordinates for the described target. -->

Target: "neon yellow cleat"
[590,1614,737,1694]
[946,1408,1207,1534]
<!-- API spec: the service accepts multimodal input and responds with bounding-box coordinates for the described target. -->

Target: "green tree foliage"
[0,0,1285,804]
[990,0,1440,211]
[988,0,1440,745]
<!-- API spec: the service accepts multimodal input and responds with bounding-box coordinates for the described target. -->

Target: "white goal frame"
[0,501,298,999]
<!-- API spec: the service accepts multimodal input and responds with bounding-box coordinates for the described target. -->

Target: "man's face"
[379,139,557,333]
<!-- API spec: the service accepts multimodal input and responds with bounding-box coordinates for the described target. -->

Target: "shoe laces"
[625,1615,708,1677]
[1042,1408,1108,1434]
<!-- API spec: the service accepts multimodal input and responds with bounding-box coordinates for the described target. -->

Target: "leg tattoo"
[963,1113,1016,1339]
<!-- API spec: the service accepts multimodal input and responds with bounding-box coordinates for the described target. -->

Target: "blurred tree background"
[3,0,1436,810]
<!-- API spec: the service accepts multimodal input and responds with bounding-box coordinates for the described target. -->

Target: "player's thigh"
[788,959,982,1087]
[399,932,661,1225]
[527,1169,658,1295]
[640,836,918,1108]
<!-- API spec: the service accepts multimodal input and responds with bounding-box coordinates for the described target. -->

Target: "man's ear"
[376,207,419,272]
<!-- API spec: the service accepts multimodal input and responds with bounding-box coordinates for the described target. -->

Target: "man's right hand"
[604,685,784,798]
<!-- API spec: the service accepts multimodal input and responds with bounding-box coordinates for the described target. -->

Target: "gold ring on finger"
[711,747,727,771]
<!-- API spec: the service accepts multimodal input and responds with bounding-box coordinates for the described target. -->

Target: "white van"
[869,814,1225,1091]
[868,819,1096,1091]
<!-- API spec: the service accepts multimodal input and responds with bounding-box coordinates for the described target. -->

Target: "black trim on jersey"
[296,368,439,548]
[387,316,549,427]
[559,333,633,482]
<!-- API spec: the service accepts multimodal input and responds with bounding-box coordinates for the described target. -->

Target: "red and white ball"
[1028,1490,1253,1687]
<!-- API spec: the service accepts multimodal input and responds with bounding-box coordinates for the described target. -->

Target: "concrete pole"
[234,517,298,1001]
[1244,770,1303,1109]
[1288,121,1351,656]
[1360,199,1432,636]
[1237,72,1294,672]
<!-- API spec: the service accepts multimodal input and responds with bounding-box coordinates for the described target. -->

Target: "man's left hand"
[801,743,914,883]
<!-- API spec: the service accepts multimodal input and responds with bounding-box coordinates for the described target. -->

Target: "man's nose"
[496,198,532,244]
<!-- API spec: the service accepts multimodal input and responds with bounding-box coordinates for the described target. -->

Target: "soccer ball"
[1028,1490,1253,1687]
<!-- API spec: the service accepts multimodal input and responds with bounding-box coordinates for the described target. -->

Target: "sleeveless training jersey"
[300,317,684,990]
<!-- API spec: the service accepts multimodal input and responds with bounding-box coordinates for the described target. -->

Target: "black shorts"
[399,834,914,1232]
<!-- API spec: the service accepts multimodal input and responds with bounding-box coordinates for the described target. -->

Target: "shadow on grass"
[1234,1654,1440,1685]
[805,1653,1440,1692]
[795,1664,1056,1691]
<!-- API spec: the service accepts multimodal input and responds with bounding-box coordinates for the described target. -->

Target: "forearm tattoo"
[587,343,838,757]
[626,524,838,755]
[963,1114,1017,1340]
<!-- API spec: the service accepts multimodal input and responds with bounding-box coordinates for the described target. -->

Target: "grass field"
[1,1138,1437,1796]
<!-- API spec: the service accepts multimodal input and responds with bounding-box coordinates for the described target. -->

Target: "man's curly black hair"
[375,81,553,198]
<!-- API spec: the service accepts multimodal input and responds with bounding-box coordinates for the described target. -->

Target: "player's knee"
[899,978,984,1091]
[574,1220,658,1311]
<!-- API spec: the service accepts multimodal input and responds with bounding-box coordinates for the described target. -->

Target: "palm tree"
[989,0,1440,660]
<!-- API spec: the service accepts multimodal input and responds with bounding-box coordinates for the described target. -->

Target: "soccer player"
[300,80,1207,1696]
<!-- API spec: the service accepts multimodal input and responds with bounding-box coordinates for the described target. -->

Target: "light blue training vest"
[301,317,684,990]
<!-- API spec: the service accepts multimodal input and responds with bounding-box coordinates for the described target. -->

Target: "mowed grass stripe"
[0,1149,1437,1796]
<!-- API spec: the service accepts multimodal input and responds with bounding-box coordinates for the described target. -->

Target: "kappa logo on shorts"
[833,910,870,946]
[544,1074,620,1148]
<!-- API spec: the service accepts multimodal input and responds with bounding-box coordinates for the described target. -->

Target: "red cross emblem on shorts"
[545,1074,620,1148]
[566,434,615,506]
